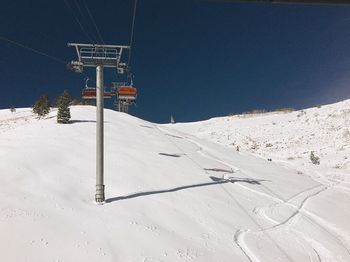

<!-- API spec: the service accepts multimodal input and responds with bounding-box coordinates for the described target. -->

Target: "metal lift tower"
[68,43,130,203]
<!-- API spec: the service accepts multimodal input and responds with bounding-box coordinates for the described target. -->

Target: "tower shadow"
[105,176,266,203]
[70,120,96,124]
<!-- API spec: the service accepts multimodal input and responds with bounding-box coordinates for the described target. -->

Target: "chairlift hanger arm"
[85,77,90,88]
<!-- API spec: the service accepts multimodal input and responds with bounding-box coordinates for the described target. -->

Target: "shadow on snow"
[158,153,182,158]
[70,120,110,124]
[105,176,266,203]
[70,120,96,124]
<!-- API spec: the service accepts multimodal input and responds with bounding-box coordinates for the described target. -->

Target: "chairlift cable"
[0,36,66,65]
[63,0,96,44]
[81,0,105,44]
[72,0,97,44]
[72,0,100,44]
[127,0,138,71]
[0,35,90,83]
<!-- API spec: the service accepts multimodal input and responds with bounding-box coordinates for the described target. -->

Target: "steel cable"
[0,36,66,65]
[81,0,105,44]
[63,0,96,44]
[127,0,138,70]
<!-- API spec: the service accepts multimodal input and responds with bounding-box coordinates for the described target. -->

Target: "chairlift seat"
[82,88,113,99]
[117,86,137,96]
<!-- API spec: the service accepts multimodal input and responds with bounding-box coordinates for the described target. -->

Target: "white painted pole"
[95,65,105,203]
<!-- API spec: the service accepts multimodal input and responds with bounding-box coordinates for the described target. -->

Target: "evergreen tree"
[32,94,50,118]
[57,90,71,124]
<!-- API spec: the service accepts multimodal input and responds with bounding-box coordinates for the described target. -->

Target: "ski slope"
[171,100,350,175]
[0,104,349,261]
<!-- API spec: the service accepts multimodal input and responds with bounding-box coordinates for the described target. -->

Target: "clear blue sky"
[0,0,350,123]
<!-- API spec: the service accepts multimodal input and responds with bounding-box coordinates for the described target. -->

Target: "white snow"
[0,101,349,261]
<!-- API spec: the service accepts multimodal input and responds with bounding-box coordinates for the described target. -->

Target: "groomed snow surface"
[0,101,349,261]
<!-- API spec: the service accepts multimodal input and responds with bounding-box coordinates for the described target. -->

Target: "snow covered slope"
[171,99,350,178]
[0,105,349,261]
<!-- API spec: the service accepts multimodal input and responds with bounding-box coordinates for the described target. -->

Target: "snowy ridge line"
[173,99,350,176]
[157,126,295,262]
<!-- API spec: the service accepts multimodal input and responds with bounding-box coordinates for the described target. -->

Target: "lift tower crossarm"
[68,43,130,49]
[68,43,130,68]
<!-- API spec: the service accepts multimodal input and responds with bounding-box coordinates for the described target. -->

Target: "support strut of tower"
[68,43,130,203]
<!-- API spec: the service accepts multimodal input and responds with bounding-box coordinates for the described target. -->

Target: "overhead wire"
[0,36,66,65]
[72,0,98,44]
[63,0,103,82]
[127,0,138,70]
[63,0,96,44]
[0,35,90,80]
[1,2,104,86]
[81,0,105,44]
[73,0,108,85]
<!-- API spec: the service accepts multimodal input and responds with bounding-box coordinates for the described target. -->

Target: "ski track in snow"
[203,150,350,261]
[157,125,350,262]
[156,126,291,261]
